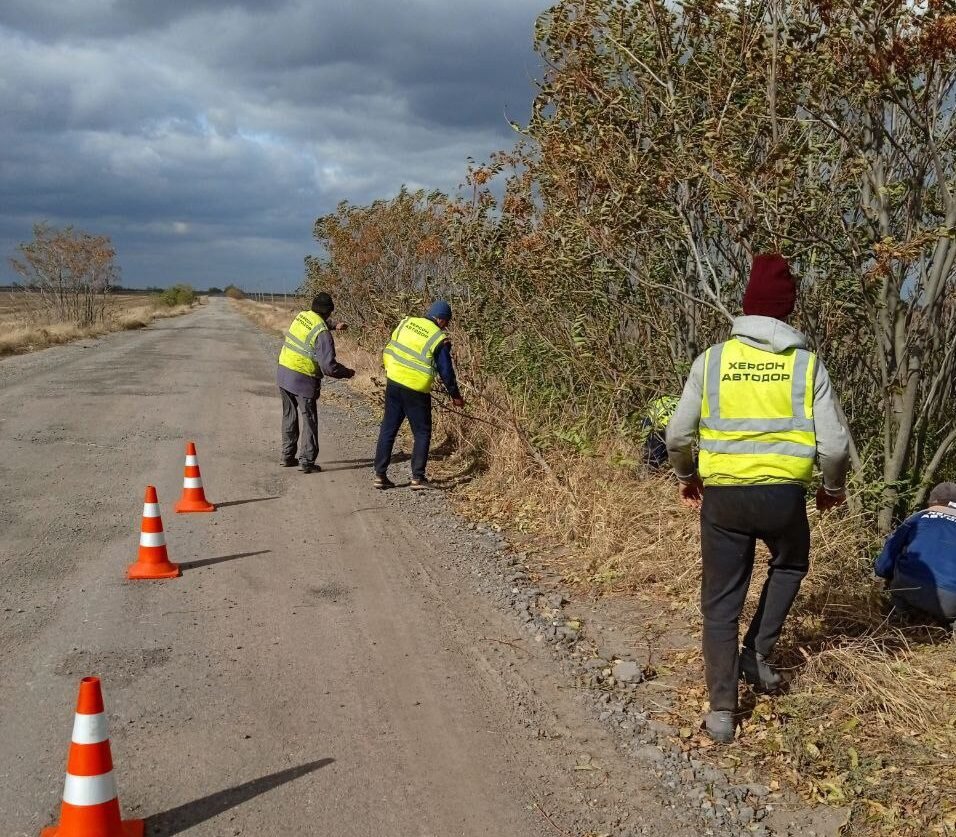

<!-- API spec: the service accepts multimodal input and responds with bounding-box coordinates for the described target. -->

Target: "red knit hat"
[742,254,796,318]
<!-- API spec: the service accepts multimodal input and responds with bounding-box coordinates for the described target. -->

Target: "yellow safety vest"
[383,316,447,393]
[699,338,817,486]
[277,310,328,378]
[647,395,679,430]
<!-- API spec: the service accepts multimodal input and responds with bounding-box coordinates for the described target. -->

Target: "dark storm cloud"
[0,0,546,289]
[0,0,291,41]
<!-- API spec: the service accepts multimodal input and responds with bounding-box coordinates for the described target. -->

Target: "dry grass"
[0,292,196,357]
[231,297,303,335]
[235,298,956,835]
[793,633,952,732]
[742,631,956,834]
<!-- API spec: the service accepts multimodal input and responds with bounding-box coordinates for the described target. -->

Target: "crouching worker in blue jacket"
[875,481,956,629]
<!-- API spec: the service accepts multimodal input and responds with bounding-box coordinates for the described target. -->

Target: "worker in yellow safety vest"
[642,394,680,471]
[276,292,354,473]
[373,300,464,490]
[666,254,851,743]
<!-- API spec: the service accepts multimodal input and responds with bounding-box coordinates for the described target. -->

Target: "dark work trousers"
[643,429,669,471]
[279,387,319,465]
[374,380,432,479]
[889,573,956,624]
[700,484,810,711]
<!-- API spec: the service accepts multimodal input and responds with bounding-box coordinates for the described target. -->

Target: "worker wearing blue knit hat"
[374,300,464,490]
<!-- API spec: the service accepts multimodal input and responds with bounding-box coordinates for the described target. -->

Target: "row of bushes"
[307,0,956,533]
[155,284,197,307]
[152,283,245,306]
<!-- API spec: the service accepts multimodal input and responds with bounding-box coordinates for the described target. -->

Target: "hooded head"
[928,482,956,508]
[311,292,334,318]
[742,254,797,320]
[427,299,452,325]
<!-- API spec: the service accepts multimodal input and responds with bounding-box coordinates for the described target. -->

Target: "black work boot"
[739,647,783,692]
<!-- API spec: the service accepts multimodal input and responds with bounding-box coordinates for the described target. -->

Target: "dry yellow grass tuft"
[793,631,954,733]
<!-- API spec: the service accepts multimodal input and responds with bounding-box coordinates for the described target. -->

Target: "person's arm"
[665,354,705,508]
[811,359,851,495]
[434,340,462,401]
[874,517,914,579]
[665,353,705,482]
[313,330,354,379]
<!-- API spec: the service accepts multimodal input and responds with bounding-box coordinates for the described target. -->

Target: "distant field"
[0,291,155,323]
[0,290,196,357]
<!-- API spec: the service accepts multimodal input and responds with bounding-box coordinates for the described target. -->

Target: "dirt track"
[0,299,696,836]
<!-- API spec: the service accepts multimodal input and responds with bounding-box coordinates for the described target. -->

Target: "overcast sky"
[0,0,547,290]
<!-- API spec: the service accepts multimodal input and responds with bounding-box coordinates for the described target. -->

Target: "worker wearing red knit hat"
[666,253,851,744]
[741,254,798,318]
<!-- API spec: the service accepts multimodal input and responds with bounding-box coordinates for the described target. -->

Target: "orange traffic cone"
[127,485,179,580]
[174,441,215,513]
[41,676,143,837]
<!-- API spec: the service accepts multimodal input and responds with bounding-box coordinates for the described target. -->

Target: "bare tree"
[10,223,119,327]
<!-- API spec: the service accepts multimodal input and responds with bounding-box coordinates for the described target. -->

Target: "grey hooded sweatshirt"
[665,316,851,492]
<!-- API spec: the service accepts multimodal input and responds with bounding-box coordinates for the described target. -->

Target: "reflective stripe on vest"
[382,316,446,393]
[278,311,328,378]
[698,338,817,486]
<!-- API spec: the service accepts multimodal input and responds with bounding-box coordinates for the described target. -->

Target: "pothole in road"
[308,582,351,601]
[55,647,171,684]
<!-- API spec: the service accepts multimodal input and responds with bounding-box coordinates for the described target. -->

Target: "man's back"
[666,315,849,490]
[877,507,956,591]
[662,253,851,743]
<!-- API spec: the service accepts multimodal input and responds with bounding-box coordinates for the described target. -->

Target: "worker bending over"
[276,292,354,473]
[876,481,956,629]
[374,300,463,490]
[666,254,851,743]
[642,395,679,471]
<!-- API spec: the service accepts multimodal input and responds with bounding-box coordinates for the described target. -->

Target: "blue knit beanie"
[427,300,452,322]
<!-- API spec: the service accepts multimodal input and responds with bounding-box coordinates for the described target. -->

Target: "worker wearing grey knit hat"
[929,482,956,507]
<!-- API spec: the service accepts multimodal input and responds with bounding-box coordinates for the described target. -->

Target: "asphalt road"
[0,299,691,836]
